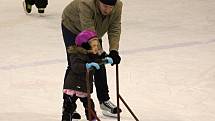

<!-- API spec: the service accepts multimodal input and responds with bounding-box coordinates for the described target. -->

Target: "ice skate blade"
[39,13,45,17]
[102,110,118,118]
[72,119,96,121]
[72,119,81,121]
[22,0,29,14]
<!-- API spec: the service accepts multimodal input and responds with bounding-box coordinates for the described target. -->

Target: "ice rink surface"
[1,0,215,121]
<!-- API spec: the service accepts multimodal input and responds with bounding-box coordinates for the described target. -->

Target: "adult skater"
[23,0,48,14]
[61,0,123,119]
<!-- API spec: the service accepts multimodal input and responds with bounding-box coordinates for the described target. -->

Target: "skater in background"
[62,29,113,121]
[23,0,48,14]
[61,0,123,119]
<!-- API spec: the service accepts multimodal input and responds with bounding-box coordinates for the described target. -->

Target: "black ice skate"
[38,8,45,13]
[62,111,71,121]
[37,8,46,16]
[71,111,81,119]
[22,0,32,13]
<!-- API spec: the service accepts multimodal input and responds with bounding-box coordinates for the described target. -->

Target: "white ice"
[1,0,215,121]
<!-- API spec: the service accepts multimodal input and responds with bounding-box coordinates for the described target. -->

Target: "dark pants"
[61,23,110,103]
[25,0,48,8]
[62,93,96,120]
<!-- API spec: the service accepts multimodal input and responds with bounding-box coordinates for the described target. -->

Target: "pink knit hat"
[75,29,97,47]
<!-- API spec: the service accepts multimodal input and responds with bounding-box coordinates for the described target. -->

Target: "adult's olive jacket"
[62,0,123,51]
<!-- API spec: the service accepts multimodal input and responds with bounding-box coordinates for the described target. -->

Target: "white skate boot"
[100,100,122,117]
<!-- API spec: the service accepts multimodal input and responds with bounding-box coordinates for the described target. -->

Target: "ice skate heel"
[22,0,32,14]
[72,111,81,119]
[100,100,122,117]
[38,8,45,13]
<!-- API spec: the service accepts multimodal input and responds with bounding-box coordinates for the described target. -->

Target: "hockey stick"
[116,64,140,121]
[119,94,139,121]
[86,69,101,121]
[116,64,120,121]
[85,59,109,121]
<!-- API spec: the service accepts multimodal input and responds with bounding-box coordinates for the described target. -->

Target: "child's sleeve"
[69,54,87,73]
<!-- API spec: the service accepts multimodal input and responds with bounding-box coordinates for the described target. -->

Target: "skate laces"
[104,100,117,109]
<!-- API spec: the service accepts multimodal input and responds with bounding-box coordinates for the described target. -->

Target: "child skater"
[62,29,113,121]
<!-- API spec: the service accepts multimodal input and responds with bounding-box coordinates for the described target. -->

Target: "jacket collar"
[67,45,89,54]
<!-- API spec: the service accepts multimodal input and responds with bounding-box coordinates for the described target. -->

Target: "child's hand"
[104,57,113,65]
[86,62,100,70]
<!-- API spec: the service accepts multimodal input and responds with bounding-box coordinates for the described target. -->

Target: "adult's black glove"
[99,51,108,59]
[109,50,121,65]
